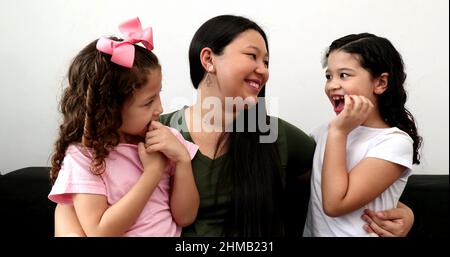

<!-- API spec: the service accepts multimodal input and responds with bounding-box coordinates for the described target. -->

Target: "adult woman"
[54,15,414,237]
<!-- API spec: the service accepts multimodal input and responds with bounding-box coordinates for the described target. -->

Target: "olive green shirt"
[160,106,315,236]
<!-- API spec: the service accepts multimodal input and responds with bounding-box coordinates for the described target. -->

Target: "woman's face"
[213,29,269,105]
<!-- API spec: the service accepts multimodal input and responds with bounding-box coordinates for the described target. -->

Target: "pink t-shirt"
[48,128,198,236]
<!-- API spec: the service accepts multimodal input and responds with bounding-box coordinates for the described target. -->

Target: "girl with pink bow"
[52,15,415,237]
[48,17,199,236]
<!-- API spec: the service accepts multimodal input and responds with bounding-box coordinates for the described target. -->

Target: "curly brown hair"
[50,37,160,184]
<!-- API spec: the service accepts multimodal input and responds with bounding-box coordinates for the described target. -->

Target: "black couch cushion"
[0,167,448,237]
[400,175,449,237]
[0,167,55,236]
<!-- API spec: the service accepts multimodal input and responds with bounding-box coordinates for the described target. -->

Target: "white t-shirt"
[303,124,413,237]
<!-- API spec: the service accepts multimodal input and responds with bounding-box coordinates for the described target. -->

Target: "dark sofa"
[0,166,448,237]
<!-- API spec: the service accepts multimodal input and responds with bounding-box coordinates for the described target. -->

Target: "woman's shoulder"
[270,116,316,175]
[271,116,316,156]
[274,116,314,142]
[159,109,183,127]
[159,106,192,142]
[159,106,190,130]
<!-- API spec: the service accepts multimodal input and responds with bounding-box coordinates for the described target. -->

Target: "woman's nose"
[255,62,269,82]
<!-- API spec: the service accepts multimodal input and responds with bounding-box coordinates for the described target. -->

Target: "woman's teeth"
[248,81,260,90]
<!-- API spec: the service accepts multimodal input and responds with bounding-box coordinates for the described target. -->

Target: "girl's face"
[324,50,378,114]
[213,29,269,105]
[120,69,163,142]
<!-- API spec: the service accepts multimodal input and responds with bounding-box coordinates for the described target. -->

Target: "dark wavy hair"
[324,33,422,164]
[50,37,160,184]
[189,15,285,236]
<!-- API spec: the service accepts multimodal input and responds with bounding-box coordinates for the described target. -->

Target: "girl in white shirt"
[303,33,422,236]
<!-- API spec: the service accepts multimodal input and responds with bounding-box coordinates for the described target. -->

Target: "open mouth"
[331,95,345,113]
[245,79,261,92]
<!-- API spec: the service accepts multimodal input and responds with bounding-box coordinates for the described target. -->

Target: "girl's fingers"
[362,96,373,113]
[358,96,368,113]
[353,95,365,112]
[343,95,353,112]
[150,120,164,130]
[146,143,163,153]
[144,137,161,148]
[347,95,374,114]
[145,130,160,140]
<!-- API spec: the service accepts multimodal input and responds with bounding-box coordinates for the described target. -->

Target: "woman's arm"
[362,201,414,237]
[280,118,316,177]
[278,117,316,236]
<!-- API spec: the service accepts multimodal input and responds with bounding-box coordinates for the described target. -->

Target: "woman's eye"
[247,53,257,59]
[144,100,154,106]
[325,74,331,80]
[340,73,350,79]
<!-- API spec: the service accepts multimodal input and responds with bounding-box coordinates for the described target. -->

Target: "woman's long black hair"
[324,33,422,164]
[189,15,286,236]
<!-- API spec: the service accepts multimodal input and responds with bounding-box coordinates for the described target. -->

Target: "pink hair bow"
[96,17,154,68]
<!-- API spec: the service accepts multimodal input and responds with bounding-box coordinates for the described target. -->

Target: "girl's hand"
[361,203,414,237]
[330,95,374,135]
[144,121,190,163]
[137,142,166,174]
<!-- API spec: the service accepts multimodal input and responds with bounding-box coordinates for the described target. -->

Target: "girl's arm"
[322,130,405,217]
[144,121,199,227]
[54,204,85,237]
[170,160,199,227]
[72,144,165,236]
[322,95,405,217]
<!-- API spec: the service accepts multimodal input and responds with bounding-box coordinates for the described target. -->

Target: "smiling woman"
[207,29,269,102]
[53,15,417,237]
[1,0,447,188]
[162,15,417,237]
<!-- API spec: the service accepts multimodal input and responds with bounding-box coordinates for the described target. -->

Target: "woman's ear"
[374,73,389,95]
[200,47,215,73]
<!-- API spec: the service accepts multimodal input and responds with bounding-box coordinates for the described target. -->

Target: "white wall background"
[0,0,448,175]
